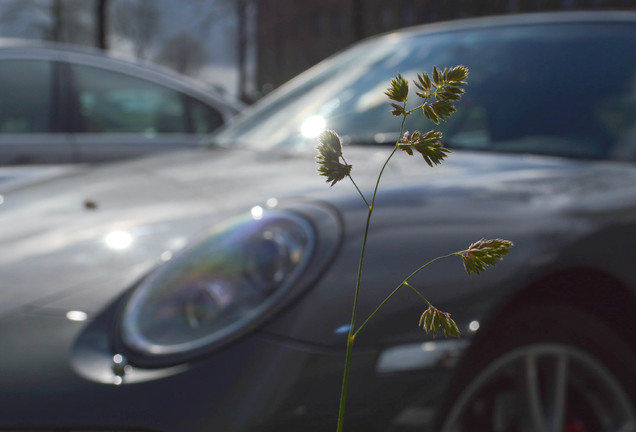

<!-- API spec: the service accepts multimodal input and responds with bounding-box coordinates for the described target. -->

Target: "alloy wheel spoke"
[442,343,634,432]
[524,353,549,432]
[549,353,569,432]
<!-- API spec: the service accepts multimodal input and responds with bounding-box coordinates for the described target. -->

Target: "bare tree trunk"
[96,0,108,49]
[352,0,364,41]
[51,0,63,41]
[237,0,248,102]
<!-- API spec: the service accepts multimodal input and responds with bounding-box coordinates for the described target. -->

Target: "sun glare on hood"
[105,230,134,250]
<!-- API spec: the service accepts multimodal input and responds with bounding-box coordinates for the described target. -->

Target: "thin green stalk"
[403,253,459,284]
[406,105,424,115]
[336,105,407,432]
[368,113,408,208]
[336,205,374,432]
[404,281,433,308]
[352,281,405,340]
[342,155,370,208]
[353,253,458,339]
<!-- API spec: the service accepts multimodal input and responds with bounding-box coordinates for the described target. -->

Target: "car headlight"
[119,205,339,361]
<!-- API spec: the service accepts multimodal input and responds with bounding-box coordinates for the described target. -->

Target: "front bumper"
[0,302,465,432]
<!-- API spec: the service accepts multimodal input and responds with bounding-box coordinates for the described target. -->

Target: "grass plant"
[316,66,513,432]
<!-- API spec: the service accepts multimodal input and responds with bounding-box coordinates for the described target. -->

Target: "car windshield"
[212,21,636,161]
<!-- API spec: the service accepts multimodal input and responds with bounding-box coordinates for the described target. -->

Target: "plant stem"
[343,155,370,208]
[336,203,373,432]
[353,253,458,338]
[404,281,433,308]
[336,105,407,432]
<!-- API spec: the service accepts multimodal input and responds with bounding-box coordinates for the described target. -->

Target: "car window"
[212,22,636,161]
[72,64,188,135]
[435,24,636,160]
[0,60,53,133]
[188,97,224,134]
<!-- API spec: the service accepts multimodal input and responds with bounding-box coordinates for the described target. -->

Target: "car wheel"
[438,304,636,432]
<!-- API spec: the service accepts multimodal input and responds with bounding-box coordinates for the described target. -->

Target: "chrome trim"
[376,339,470,373]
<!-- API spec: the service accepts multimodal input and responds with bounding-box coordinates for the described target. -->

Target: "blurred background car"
[0,38,244,165]
[0,11,634,432]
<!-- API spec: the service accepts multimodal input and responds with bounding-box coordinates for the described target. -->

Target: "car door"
[0,58,75,164]
[66,61,225,163]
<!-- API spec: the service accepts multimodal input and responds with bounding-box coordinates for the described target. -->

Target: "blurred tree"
[0,0,93,45]
[112,0,159,59]
[155,31,208,74]
[191,0,251,100]
[0,0,50,39]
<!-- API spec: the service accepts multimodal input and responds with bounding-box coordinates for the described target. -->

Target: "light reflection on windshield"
[212,22,636,161]
[300,115,327,138]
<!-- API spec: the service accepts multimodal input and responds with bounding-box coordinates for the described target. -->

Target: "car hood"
[1,146,635,324]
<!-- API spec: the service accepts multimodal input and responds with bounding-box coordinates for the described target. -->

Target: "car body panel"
[1,146,635,431]
[1,146,635,332]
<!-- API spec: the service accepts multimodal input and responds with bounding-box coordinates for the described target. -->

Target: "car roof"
[291,11,636,85]
[376,10,636,41]
[0,37,245,112]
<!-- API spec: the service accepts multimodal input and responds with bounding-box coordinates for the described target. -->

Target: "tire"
[437,304,636,432]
